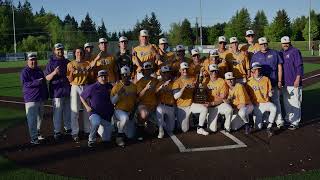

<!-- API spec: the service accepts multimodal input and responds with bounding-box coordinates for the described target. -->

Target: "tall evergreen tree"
[224,8,251,42]
[80,13,97,42]
[252,10,268,38]
[291,16,307,41]
[97,19,108,39]
[265,9,292,42]
[180,19,194,46]
[208,23,226,45]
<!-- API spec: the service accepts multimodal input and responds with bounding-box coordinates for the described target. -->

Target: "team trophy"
[193,69,208,104]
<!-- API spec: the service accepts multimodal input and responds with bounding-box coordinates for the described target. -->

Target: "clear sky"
[15,0,320,33]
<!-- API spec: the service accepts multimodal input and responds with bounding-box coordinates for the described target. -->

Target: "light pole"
[11,0,17,56]
[308,0,311,51]
[199,0,203,47]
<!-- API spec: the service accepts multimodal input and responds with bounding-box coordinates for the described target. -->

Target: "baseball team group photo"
[1,0,320,179]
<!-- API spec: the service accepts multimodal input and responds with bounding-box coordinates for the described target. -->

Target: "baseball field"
[0,57,320,180]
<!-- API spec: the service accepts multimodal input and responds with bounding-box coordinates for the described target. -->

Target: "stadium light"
[199,0,203,47]
[11,0,17,55]
[308,0,311,51]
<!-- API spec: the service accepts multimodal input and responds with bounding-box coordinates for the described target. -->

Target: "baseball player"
[156,38,175,79]
[217,36,231,60]
[84,42,96,84]
[135,62,159,141]
[245,30,260,55]
[21,53,48,145]
[90,38,118,84]
[247,62,276,137]
[171,45,191,78]
[203,49,229,81]
[44,43,72,141]
[116,36,134,80]
[189,49,204,78]
[280,36,303,130]
[67,47,91,143]
[173,62,209,135]
[225,37,250,84]
[80,70,114,147]
[225,72,253,134]
[251,37,284,128]
[132,30,158,81]
[155,65,176,138]
[111,66,137,146]
[206,64,233,133]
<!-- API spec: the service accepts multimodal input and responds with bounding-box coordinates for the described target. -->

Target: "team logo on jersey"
[232,59,241,65]
[252,85,263,91]
[101,59,110,65]
[140,51,151,57]
[286,54,290,59]
[267,54,273,59]
[207,85,217,90]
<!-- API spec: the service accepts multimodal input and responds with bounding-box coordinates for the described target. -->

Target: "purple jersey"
[21,66,48,103]
[81,82,114,121]
[44,55,70,98]
[280,46,303,86]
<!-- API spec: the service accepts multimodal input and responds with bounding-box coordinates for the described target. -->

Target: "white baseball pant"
[230,104,253,130]
[70,85,90,136]
[208,103,233,132]
[270,87,284,127]
[156,104,176,133]
[25,101,44,141]
[52,97,71,134]
[253,102,276,129]
[113,109,135,138]
[89,114,112,142]
[176,103,208,132]
[282,86,302,126]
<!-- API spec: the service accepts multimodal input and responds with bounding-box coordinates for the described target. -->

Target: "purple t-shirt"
[21,66,48,103]
[80,82,114,121]
[44,55,71,98]
[251,49,283,87]
[280,46,303,86]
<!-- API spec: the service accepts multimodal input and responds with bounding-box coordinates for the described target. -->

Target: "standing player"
[189,49,204,78]
[245,30,260,55]
[206,64,233,133]
[67,47,91,142]
[203,49,229,81]
[111,66,137,146]
[90,38,118,84]
[171,45,191,78]
[217,36,230,60]
[156,38,175,79]
[80,70,114,147]
[225,37,250,84]
[225,72,253,134]
[251,37,284,128]
[84,42,96,84]
[280,36,303,130]
[45,43,71,141]
[155,65,176,138]
[173,62,209,135]
[247,62,276,137]
[132,30,158,81]
[21,53,48,144]
[135,62,159,140]
[115,36,133,79]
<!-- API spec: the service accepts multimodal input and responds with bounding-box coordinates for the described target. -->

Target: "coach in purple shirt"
[21,53,48,145]
[44,43,71,141]
[279,36,303,130]
[80,70,114,147]
[251,37,284,128]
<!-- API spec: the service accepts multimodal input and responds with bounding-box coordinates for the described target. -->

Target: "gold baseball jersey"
[132,44,157,73]
[247,76,272,104]
[247,43,260,54]
[156,49,175,76]
[188,61,203,78]
[225,51,250,79]
[136,77,159,110]
[111,81,137,112]
[156,80,176,106]
[172,76,195,107]
[206,78,228,102]
[67,60,90,85]
[95,54,117,83]
[84,54,96,84]
[171,57,192,77]
[202,58,230,79]
[228,83,251,108]
[218,49,231,60]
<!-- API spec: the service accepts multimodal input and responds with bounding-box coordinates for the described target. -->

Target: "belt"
[160,103,175,107]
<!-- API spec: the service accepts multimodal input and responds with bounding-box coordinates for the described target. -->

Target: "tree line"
[0,0,319,54]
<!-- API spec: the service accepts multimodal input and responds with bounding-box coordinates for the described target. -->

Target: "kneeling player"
[247,62,276,137]
[111,66,137,146]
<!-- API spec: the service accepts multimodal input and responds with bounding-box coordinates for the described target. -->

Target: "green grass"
[0,60,47,68]
[304,63,320,74]
[0,107,82,180]
[0,73,22,97]
[262,169,320,180]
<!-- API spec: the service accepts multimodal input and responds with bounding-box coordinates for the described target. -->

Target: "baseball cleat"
[288,124,298,130]
[116,137,125,147]
[73,135,80,143]
[64,129,72,135]
[88,141,95,148]
[197,128,209,136]
[54,132,62,142]
[30,139,40,145]
[137,136,144,141]
[158,127,164,139]
[38,135,45,141]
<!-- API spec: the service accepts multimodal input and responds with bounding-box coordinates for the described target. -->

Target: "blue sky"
[16,0,320,33]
